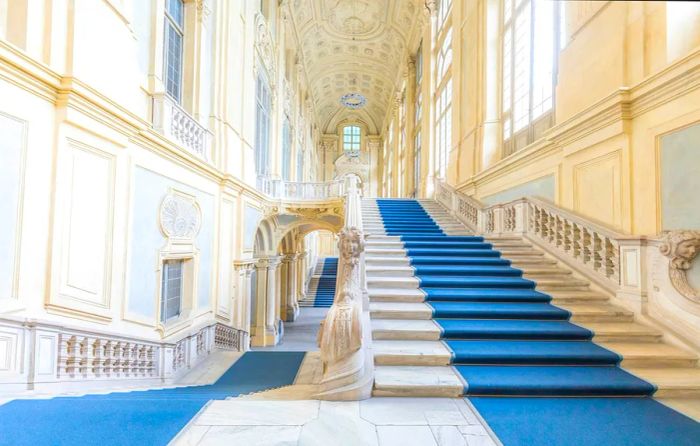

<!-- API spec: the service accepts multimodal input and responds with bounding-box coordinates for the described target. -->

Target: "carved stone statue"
[659,230,700,302]
[318,226,365,366]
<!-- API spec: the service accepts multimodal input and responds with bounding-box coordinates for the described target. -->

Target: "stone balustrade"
[0,318,245,392]
[258,176,346,201]
[152,94,212,160]
[435,179,700,343]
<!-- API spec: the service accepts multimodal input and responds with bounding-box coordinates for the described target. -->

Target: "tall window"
[160,259,183,323]
[282,119,291,181]
[414,44,423,197]
[164,0,184,103]
[255,74,272,179]
[296,148,304,181]
[434,21,453,179]
[502,0,559,155]
[343,126,361,153]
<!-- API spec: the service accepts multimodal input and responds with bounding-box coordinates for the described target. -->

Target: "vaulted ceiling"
[288,0,424,134]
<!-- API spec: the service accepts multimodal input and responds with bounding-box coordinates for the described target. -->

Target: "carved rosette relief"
[159,192,202,239]
[659,230,700,303]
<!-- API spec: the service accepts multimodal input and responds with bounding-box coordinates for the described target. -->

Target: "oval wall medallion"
[159,192,202,239]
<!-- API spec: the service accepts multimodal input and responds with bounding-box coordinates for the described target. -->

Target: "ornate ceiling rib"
[289,0,423,134]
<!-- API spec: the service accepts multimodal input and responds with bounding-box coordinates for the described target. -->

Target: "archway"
[249,210,342,347]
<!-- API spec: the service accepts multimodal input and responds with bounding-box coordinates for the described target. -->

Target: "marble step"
[368,288,426,303]
[366,248,407,256]
[532,277,590,290]
[365,241,407,249]
[373,366,464,397]
[373,340,452,366]
[603,342,698,368]
[499,249,546,257]
[583,322,663,343]
[548,290,609,303]
[519,267,572,276]
[372,319,441,341]
[561,303,634,322]
[627,368,700,398]
[509,257,558,266]
[370,302,433,319]
[366,266,415,277]
[367,277,421,289]
[365,256,411,267]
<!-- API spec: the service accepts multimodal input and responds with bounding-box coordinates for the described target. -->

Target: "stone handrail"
[315,173,374,400]
[435,180,626,291]
[0,317,245,391]
[258,176,346,201]
[152,93,212,160]
[435,179,700,351]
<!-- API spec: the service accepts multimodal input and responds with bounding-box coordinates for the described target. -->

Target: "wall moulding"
[454,48,700,198]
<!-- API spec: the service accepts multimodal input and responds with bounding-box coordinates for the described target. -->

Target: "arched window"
[343,125,361,153]
[502,0,560,155]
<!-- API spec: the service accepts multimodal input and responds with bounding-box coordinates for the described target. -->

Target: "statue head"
[660,230,700,270]
[339,226,365,264]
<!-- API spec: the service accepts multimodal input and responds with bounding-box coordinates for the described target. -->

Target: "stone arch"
[249,210,343,346]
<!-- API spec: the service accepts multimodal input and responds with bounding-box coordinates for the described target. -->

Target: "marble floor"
[172,397,499,446]
[254,307,329,352]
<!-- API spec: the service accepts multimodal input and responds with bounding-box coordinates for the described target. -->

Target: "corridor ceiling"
[288,0,424,134]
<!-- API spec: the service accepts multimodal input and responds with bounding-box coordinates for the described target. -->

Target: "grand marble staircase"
[362,198,700,400]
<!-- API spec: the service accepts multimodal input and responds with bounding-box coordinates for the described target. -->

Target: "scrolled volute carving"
[659,230,700,302]
[159,192,202,239]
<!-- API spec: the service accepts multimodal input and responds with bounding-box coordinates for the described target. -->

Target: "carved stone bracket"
[659,230,700,302]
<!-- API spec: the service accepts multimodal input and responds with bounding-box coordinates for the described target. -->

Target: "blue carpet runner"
[376,199,700,444]
[311,257,338,307]
[0,351,305,446]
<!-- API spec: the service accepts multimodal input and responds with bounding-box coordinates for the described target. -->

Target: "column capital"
[233,259,256,272]
[281,253,300,263]
[256,256,282,270]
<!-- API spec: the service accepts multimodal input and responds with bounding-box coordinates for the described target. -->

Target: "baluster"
[562,220,572,253]
[554,216,563,248]
[78,336,89,378]
[592,233,603,272]
[604,237,619,281]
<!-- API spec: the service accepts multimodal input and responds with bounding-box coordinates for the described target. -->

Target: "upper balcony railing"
[152,94,213,161]
[257,176,346,201]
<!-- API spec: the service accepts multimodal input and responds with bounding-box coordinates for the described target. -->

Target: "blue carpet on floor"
[376,198,699,444]
[469,397,700,446]
[311,257,338,307]
[0,351,305,446]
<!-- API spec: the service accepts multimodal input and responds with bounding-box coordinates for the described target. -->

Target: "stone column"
[232,260,256,345]
[281,253,300,321]
[251,256,281,347]
[296,251,309,302]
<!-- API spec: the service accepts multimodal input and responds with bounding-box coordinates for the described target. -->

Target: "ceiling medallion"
[340,93,367,109]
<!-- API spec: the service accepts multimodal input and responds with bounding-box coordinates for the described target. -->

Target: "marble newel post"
[315,174,374,400]
[251,256,281,347]
[281,253,300,322]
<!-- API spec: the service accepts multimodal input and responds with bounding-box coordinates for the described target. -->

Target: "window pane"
[164,23,183,103]
[502,27,512,113]
[161,260,183,322]
[512,0,531,132]
[167,0,184,27]
[532,0,555,119]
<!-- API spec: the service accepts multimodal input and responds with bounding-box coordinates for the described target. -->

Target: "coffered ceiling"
[288,0,424,134]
